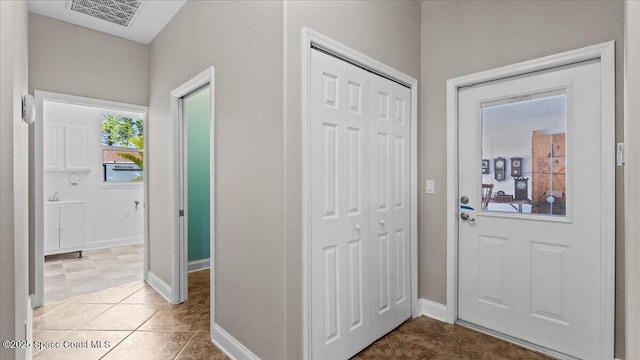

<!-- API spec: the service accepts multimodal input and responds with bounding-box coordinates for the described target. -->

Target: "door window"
[480,89,566,217]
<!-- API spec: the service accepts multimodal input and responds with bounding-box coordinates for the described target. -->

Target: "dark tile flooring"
[35,269,550,359]
[353,317,551,360]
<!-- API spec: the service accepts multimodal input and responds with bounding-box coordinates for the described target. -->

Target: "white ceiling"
[28,0,187,44]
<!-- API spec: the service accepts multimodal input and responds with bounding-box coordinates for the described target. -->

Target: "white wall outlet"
[425,180,435,194]
[70,173,78,185]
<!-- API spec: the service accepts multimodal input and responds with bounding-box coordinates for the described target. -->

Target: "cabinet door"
[44,206,60,251]
[43,124,62,170]
[65,126,91,170]
[59,205,86,250]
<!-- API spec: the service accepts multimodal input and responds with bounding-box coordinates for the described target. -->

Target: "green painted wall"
[186,87,211,262]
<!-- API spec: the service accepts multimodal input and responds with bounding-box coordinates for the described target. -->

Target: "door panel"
[370,76,411,340]
[311,49,371,360]
[458,60,602,359]
[59,205,86,250]
[43,206,60,252]
[311,49,411,359]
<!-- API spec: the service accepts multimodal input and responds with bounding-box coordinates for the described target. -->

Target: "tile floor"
[34,268,550,360]
[44,244,144,303]
[33,270,224,360]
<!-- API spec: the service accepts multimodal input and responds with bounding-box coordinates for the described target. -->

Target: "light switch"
[425,180,435,194]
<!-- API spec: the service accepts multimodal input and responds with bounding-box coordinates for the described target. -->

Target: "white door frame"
[169,67,215,305]
[445,42,615,359]
[31,90,149,308]
[302,27,419,360]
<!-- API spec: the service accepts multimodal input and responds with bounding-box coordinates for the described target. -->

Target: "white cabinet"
[43,124,63,171]
[44,202,87,255]
[43,124,91,171]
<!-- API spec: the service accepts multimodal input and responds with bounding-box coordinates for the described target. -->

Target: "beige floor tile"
[33,299,72,319]
[68,281,144,304]
[62,260,95,273]
[122,286,170,304]
[33,330,130,360]
[107,274,142,287]
[45,244,143,304]
[44,274,67,283]
[64,269,100,281]
[33,329,71,344]
[33,303,112,330]
[71,284,112,297]
[44,262,64,273]
[44,288,75,303]
[67,270,105,288]
[101,330,194,360]
[90,258,121,268]
[44,278,69,292]
[78,303,165,331]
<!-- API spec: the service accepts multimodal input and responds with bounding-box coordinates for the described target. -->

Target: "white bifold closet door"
[310,49,411,360]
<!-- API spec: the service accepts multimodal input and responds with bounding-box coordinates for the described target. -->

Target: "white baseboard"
[84,236,143,250]
[211,323,260,360]
[188,258,211,273]
[26,296,33,360]
[418,298,449,323]
[146,271,172,303]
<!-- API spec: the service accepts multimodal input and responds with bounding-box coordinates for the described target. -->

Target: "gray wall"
[147,2,285,359]
[420,0,625,357]
[283,1,421,358]
[624,2,640,358]
[0,1,30,359]
[28,13,149,105]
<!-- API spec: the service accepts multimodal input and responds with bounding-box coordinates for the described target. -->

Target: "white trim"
[169,66,215,307]
[146,271,172,303]
[301,27,419,360]
[211,323,260,360]
[26,296,33,360]
[188,258,211,273]
[418,299,448,323]
[32,90,148,308]
[445,41,616,359]
[82,237,143,250]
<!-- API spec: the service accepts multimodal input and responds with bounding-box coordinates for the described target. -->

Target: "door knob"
[460,212,475,223]
[379,220,385,225]
[355,224,361,231]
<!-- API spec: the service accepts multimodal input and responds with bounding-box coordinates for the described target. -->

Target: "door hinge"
[179,210,184,217]
[617,143,625,166]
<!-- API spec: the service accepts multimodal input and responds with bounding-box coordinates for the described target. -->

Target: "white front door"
[310,49,411,359]
[458,59,608,359]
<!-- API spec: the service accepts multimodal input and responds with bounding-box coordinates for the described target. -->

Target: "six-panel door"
[310,49,411,359]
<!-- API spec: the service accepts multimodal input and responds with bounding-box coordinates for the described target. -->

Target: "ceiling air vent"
[67,0,144,28]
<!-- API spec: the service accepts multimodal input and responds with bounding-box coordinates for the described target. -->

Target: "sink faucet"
[49,191,59,201]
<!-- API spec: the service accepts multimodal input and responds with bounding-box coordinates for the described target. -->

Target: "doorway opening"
[170,67,215,306]
[32,91,149,307]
